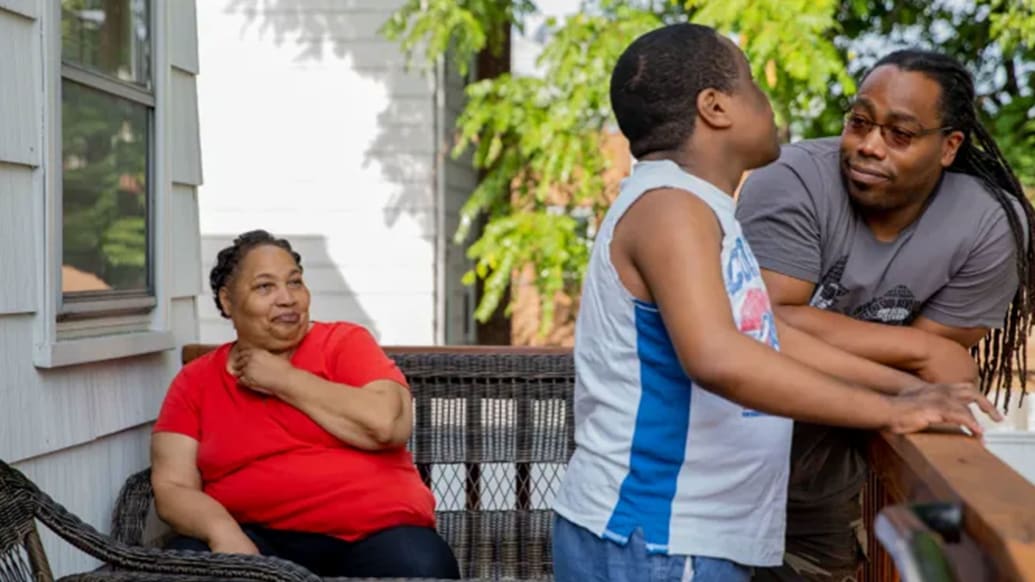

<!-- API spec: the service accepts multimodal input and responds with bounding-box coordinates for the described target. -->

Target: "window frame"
[35,0,175,368]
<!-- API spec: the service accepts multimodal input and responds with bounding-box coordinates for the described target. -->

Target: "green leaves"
[381,0,536,75]
[989,0,1035,53]
[385,0,1035,335]
[685,0,853,134]
[102,216,147,267]
[443,8,659,330]
[464,210,589,334]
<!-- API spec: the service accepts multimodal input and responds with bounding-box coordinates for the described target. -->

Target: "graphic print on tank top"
[725,236,779,417]
[809,255,919,325]
[726,237,780,349]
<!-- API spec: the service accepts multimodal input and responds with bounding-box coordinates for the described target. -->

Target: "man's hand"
[886,382,1001,436]
[914,334,979,384]
[229,346,296,395]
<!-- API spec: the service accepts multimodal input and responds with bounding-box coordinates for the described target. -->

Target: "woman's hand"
[151,432,261,556]
[230,346,297,395]
[208,527,260,556]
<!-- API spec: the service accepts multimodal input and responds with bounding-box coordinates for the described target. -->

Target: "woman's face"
[219,244,311,352]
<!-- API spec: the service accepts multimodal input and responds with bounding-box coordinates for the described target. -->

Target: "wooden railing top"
[870,430,1035,581]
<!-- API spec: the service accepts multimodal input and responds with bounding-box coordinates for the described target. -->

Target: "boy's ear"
[696,88,734,130]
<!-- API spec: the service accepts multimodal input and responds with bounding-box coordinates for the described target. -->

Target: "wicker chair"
[3,350,574,582]
[0,458,320,582]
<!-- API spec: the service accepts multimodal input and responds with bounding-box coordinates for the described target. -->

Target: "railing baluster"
[863,468,899,582]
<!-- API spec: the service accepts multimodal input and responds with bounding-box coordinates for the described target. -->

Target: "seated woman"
[151,229,459,579]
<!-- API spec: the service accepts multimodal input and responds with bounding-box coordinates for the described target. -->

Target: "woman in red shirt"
[151,230,459,579]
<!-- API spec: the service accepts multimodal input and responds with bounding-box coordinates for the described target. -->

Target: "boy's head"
[610,23,779,169]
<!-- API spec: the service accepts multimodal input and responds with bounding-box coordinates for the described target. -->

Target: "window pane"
[62,80,150,295]
[62,0,151,87]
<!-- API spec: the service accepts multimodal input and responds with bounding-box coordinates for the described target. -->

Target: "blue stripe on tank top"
[603,299,693,553]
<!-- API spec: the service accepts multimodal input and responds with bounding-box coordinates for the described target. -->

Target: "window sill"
[33,330,176,368]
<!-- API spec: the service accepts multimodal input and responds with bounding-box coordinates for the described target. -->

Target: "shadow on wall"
[224,0,440,231]
[369,99,439,229]
[199,234,377,344]
[229,0,376,61]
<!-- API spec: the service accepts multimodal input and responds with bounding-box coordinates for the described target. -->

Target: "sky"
[534,0,582,20]
[512,0,582,77]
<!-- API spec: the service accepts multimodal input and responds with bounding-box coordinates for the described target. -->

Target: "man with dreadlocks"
[736,49,1035,582]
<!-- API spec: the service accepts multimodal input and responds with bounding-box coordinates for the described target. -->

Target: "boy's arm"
[774,315,920,395]
[618,188,996,432]
[762,269,979,384]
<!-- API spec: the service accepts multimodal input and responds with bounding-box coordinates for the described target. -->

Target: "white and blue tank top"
[553,160,793,567]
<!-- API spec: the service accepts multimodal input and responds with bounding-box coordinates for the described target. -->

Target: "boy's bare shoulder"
[619,186,723,236]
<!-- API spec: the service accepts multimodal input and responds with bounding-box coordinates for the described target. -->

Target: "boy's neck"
[639,148,743,196]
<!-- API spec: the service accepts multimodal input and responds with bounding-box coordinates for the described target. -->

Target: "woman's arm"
[150,432,259,554]
[230,348,412,450]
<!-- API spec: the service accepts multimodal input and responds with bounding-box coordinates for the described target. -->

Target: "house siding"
[0,163,38,315]
[195,0,475,346]
[442,57,478,344]
[0,8,39,167]
[1,2,203,576]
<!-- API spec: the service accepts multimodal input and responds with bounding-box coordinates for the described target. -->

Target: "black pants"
[166,524,460,579]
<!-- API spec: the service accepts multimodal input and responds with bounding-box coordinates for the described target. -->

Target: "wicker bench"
[1,347,574,582]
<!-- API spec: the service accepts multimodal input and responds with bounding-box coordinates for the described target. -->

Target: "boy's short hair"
[610,23,739,159]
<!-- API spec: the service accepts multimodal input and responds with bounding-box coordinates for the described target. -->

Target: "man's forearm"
[776,304,934,370]
[775,315,920,394]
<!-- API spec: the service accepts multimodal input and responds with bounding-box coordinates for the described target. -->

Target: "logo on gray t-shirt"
[812,255,918,325]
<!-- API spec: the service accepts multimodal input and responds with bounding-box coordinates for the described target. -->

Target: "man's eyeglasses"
[842,113,952,149]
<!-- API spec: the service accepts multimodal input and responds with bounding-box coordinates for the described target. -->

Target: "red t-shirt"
[153,321,435,541]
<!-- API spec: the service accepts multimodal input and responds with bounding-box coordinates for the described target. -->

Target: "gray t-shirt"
[735,137,1021,521]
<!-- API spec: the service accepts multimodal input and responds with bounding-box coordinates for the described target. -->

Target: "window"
[59,0,153,318]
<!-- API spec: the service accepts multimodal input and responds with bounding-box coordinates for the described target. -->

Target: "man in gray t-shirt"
[736,50,1033,582]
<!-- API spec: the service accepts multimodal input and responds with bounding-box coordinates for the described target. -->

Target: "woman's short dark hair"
[610,23,739,159]
[210,230,302,318]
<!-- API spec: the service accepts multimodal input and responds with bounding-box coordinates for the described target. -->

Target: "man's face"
[839,65,960,212]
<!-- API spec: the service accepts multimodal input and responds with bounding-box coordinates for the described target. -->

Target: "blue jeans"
[553,514,751,582]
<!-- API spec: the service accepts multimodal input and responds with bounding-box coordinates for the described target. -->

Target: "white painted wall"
[196,0,477,346]
[1,1,203,576]
[983,397,1035,485]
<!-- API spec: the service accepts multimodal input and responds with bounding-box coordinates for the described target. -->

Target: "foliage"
[989,0,1035,51]
[684,0,854,136]
[449,5,663,331]
[62,82,150,290]
[382,0,537,76]
[383,0,1035,333]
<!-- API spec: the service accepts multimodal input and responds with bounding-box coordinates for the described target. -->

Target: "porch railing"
[862,428,1035,581]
